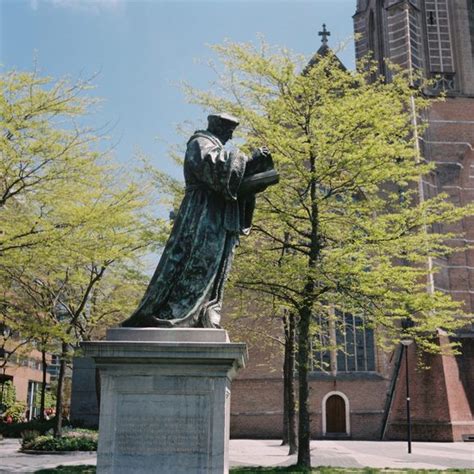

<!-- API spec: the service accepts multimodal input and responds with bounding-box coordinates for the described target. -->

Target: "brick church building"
[230,0,474,441]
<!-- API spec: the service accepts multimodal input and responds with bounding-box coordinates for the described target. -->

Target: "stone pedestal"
[70,356,100,429]
[82,328,247,474]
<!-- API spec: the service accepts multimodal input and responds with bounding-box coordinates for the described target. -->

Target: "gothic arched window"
[368,9,376,55]
[310,311,376,374]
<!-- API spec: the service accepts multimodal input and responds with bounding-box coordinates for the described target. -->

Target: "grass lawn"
[35,467,96,474]
[231,469,470,474]
[34,467,471,474]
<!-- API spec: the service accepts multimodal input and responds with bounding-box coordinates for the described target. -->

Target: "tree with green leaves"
[3,186,160,436]
[0,69,103,255]
[0,68,167,436]
[184,41,473,468]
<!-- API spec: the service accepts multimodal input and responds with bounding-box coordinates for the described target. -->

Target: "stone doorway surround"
[322,390,351,437]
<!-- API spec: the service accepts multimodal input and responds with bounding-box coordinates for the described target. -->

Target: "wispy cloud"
[30,0,124,15]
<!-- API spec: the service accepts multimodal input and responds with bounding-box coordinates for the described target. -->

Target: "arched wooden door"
[326,394,346,434]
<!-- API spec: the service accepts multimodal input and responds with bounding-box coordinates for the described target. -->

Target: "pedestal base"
[82,328,247,474]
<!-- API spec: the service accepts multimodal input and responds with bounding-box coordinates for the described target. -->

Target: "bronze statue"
[122,113,278,328]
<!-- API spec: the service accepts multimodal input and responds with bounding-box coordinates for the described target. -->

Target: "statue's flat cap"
[207,113,240,127]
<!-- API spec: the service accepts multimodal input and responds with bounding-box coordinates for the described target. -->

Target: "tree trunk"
[281,313,289,446]
[295,150,319,468]
[54,342,68,438]
[39,349,47,421]
[296,300,312,467]
[287,311,298,455]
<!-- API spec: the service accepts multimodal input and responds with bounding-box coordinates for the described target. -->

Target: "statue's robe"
[122,130,254,328]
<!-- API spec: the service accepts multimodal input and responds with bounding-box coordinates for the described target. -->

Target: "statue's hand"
[259,146,271,157]
[252,146,270,160]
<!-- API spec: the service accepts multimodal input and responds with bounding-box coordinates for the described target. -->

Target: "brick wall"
[423,98,474,314]
[4,349,51,402]
[385,336,474,441]
[230,375,391,440]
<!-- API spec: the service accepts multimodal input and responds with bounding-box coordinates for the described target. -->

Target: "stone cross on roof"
[318,24,331,46]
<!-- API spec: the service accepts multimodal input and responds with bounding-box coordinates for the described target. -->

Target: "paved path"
[231,440,474,470]
[0,439,95,473]
[0,438,472,472]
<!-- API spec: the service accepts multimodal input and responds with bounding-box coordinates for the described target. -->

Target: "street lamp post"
[400,337,414,454]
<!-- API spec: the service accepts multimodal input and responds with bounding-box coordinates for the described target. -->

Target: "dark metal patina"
[122,114,278,328]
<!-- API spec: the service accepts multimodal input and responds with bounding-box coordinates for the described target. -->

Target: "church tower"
[354,0,474,95]
[354,0,474,442]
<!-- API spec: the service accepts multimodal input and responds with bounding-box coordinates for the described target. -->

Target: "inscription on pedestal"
[112,393,211,470]
[116,416,206,454]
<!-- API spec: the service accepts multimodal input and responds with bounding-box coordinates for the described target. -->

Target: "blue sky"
[1,0,356,179]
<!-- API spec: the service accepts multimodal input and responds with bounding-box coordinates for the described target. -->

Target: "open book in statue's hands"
[239,147,279,197]
[245,146,273,176]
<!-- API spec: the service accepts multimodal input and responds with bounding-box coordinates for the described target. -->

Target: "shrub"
[22,435,97,452]
[21,429,40,443]
[61,428,98,439]
[22,429,98,452]
[4,402,26,423]
[0,381,16,413]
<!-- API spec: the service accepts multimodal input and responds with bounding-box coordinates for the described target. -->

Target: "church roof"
[303,24,347,75]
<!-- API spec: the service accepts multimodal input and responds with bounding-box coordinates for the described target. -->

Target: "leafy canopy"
[0,68,167,363]
[185,40,473,353]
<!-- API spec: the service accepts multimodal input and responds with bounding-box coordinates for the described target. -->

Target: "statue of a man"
[122,113,277,329]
